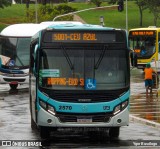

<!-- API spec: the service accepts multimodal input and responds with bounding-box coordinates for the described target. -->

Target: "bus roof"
[46,23,116,31]
[40,21,83,26]
[129,26,160,31]
[0,23,48,37]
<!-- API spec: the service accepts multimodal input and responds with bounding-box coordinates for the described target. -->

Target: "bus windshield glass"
[129,31,156,58]
[39,45,128,90]
[0,37,31,67]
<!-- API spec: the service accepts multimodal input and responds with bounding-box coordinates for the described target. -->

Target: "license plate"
[77,117,92,123]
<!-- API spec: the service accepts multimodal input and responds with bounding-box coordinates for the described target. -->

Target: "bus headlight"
[39,99,56,115]
[48,105,56,115]
[39,100,47,109]
[114,105,121,115]
[113,100,128,115]
[122,100,128,110]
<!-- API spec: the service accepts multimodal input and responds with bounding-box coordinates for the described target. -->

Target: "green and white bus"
[29,23,130,139]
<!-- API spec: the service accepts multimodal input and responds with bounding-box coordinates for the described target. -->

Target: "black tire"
[109,127,120,138]
[9,84,18,90]
[40,126,50,139]
[88,129,108,141]
[31,117,37,130]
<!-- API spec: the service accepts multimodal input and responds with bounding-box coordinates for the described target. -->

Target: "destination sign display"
[42,31,123,43]
[53,33,97,41]
[47,77,84,86]
[130,30,155,36]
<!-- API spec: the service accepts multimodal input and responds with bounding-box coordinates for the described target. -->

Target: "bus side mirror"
[130,51,137,67]
[33,44,39,76]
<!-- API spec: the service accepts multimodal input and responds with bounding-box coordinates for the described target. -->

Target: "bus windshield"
[0,37,31,67]
[39,45,128,90]
[129,35,156,58]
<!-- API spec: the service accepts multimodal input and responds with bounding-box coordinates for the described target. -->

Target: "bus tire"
[9,84,18,90]
[40,126,50,139]
[31,118,37,130]
[109,127,120,138]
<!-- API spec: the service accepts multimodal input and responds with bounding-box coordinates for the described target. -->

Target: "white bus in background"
[0,23,48,89]
[0,21,83,90]
[40,21,83,26]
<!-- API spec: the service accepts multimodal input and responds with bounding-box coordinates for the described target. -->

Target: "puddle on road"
[130,68,160,123]
[130,91,160,123]
[130,69,160,123]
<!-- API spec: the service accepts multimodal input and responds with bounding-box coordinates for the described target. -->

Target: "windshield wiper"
[61,45,74,70]
[94,45,108,69]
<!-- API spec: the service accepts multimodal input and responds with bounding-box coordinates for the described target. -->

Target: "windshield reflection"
[129,37,155,58]
[0,37,31,67]
[39,47,128,90]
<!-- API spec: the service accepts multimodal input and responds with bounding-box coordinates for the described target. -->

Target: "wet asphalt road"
[0,69,160,149]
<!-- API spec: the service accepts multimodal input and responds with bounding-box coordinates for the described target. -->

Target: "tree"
[0,0,11,9]
[25,4,77,23]
[135,0,147,27]
[145,0,160,26]
[26,0,29,9]
[91,0,102,7]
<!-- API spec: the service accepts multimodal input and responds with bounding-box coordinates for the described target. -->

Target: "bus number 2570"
[59,106,72,110]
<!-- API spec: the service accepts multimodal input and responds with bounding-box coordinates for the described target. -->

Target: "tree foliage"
[108,0,117,4]
[145,0,160,26]
[25,4,77,23]
[135,0,147,26]
[0,0,11,9]
[91,0,102,7]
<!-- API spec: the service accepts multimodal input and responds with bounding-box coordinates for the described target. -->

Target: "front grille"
[3,78,25,82]
[56,112,112,123]
[43,88,128,103]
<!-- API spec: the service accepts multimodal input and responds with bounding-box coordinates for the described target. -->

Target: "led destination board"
[42,31,124,43]
[53,33,97,41]
[130,31,155,36]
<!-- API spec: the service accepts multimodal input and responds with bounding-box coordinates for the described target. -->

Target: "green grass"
[77,1,159,30]
[0,4,35,31]
[0,1,159,31]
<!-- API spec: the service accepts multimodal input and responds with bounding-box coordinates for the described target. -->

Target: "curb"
[129,114,160,129]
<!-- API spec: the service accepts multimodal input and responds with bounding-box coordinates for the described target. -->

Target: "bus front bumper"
[37,107,129,128]
[0,74,29,85]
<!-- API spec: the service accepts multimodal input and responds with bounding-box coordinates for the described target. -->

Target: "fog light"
[117,119,122,124]
[47,119,52,124]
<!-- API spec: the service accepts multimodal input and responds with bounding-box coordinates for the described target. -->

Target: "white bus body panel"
[0,23,48,37]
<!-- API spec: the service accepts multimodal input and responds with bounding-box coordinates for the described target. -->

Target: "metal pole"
[126,0,128,31]
[100,16,104,26]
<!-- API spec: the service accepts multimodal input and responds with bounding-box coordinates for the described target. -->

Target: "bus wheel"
[40,126,50,139]
[109,127,120,138]
[9,84,18,90]
[31,118,37,130]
